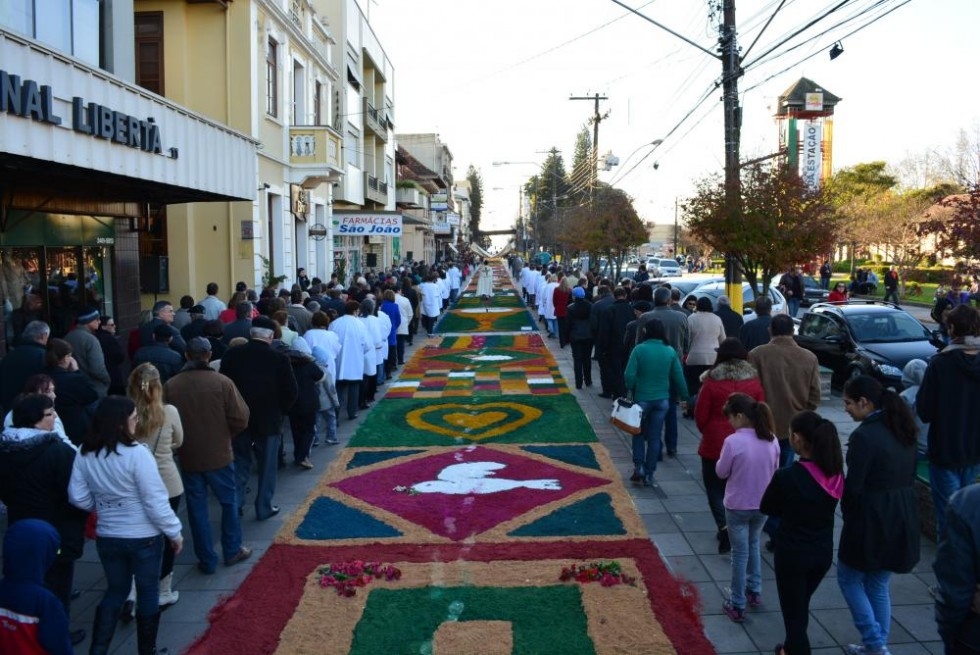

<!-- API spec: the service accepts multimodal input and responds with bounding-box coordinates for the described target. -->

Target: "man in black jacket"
[739,295,773,352]
[715,295,744,338]
[595,286,634,399]
[916,304,980,539]
[220,317,298,520]
[0,320,50,411]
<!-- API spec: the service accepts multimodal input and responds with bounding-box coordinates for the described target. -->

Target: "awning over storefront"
[0,30,257,205]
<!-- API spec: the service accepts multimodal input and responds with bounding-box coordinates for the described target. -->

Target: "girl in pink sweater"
[716,393,781,623]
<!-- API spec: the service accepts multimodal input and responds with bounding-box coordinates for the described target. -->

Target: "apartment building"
[0,5,255,349]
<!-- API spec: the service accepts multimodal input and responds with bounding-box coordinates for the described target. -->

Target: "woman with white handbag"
[624,319,689,486]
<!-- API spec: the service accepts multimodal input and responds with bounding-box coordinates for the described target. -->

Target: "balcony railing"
[363,97,387,141]
[364,172,388,205]
[288,125,344,186]
[395,186,422,207]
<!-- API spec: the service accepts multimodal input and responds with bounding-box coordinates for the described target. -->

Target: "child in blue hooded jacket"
[0,518,73,655]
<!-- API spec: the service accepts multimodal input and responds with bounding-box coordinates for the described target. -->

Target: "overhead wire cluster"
[597,0,911,187]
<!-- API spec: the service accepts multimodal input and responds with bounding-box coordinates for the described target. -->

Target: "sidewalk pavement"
[9,314,943,655]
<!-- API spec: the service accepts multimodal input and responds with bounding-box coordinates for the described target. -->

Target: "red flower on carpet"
[317,561,402,597]
[559,561,636,587]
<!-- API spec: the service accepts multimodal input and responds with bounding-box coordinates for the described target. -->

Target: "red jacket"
[694,359,765,460]
[553,288,572,318]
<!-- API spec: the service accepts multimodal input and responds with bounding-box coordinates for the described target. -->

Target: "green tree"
[569,126,593,205]
[466,165,484,244]
[525,148,572,255]
[683,162,839,294]
[564,184,646,280]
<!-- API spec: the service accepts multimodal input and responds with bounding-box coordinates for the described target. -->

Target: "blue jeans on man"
[632,398,669,484]
[182,463,242,572]
[787,297,801,318]
[663,394,679,455]
[726,508,767,610]
[837,560,891,651]
[929,463,980,537]
[232,431,281,520]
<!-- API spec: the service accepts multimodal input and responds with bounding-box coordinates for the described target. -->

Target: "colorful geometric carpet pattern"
[186,261,713,655]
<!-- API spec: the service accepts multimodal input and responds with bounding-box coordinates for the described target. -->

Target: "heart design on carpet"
[406,402,543,440]
[444,411,509,431]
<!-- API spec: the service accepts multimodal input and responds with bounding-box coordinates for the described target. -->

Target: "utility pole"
[721,0,744,313]
[570,93,609,204]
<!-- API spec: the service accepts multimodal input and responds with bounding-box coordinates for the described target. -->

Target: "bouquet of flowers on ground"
[559,560,636,587]
[318,560,402,597]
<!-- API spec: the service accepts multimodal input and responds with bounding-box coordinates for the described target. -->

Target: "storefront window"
[0,247,43,346]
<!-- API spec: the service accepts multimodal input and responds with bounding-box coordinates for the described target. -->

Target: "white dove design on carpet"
[411,462,562,495]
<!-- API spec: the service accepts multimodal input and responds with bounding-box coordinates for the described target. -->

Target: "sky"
[367,0,980,244]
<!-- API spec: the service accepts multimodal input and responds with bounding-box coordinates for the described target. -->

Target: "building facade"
[0,16,255,350]
[131,0,344,298]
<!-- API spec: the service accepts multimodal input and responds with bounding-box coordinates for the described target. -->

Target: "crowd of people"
[0,253,978,655]
[0,259,481,654]
[512,256,980,655]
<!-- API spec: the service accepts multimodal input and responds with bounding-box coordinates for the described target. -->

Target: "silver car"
[690,281,787,317]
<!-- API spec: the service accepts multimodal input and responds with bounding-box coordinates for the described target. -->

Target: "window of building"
[139,204,168,260]
[266,39,279,117]
[1,0,99,66]
[345,129,359,167]
[314,80,322,126]
[134,12,165,95]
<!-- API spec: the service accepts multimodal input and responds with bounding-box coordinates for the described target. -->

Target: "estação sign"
[0,69,173,158]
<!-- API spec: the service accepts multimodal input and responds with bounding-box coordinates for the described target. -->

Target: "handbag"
[610,397,643,435]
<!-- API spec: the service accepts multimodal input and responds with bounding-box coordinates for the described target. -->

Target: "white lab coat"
[329,314,371,381]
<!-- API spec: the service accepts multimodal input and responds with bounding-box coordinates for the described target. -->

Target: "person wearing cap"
[138,300,187,357]
[180,305,208,342]
[132,324,184,384]
[567,286,594,390]
[64,306,111,397]
[219,316,298,521]
[165,337,251,573]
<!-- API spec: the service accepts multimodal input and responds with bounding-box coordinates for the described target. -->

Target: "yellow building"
[132,0,345,301]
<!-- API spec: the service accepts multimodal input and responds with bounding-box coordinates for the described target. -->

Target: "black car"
[794,301,943,390]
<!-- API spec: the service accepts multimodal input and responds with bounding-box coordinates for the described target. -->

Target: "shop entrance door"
[1,245,113,347]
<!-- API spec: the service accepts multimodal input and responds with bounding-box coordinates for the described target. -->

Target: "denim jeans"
[663,394,678,454]
[929,463,980,537]
[546,317,558,336]
[837,560,891,650]
[726,508,767,609]
[632,398,669,482]
[96,535,163,617]
[317,407,338,443]
[182,464,242,571]
[337,380,361,419]
[788,297,801,318]
[232,431,281,520]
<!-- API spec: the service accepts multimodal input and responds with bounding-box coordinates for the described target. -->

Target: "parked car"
[689,281,787,317]
[652,258,682,277]
[770,274,830,307]
[793,301,942,390]
[639,277,717,298]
